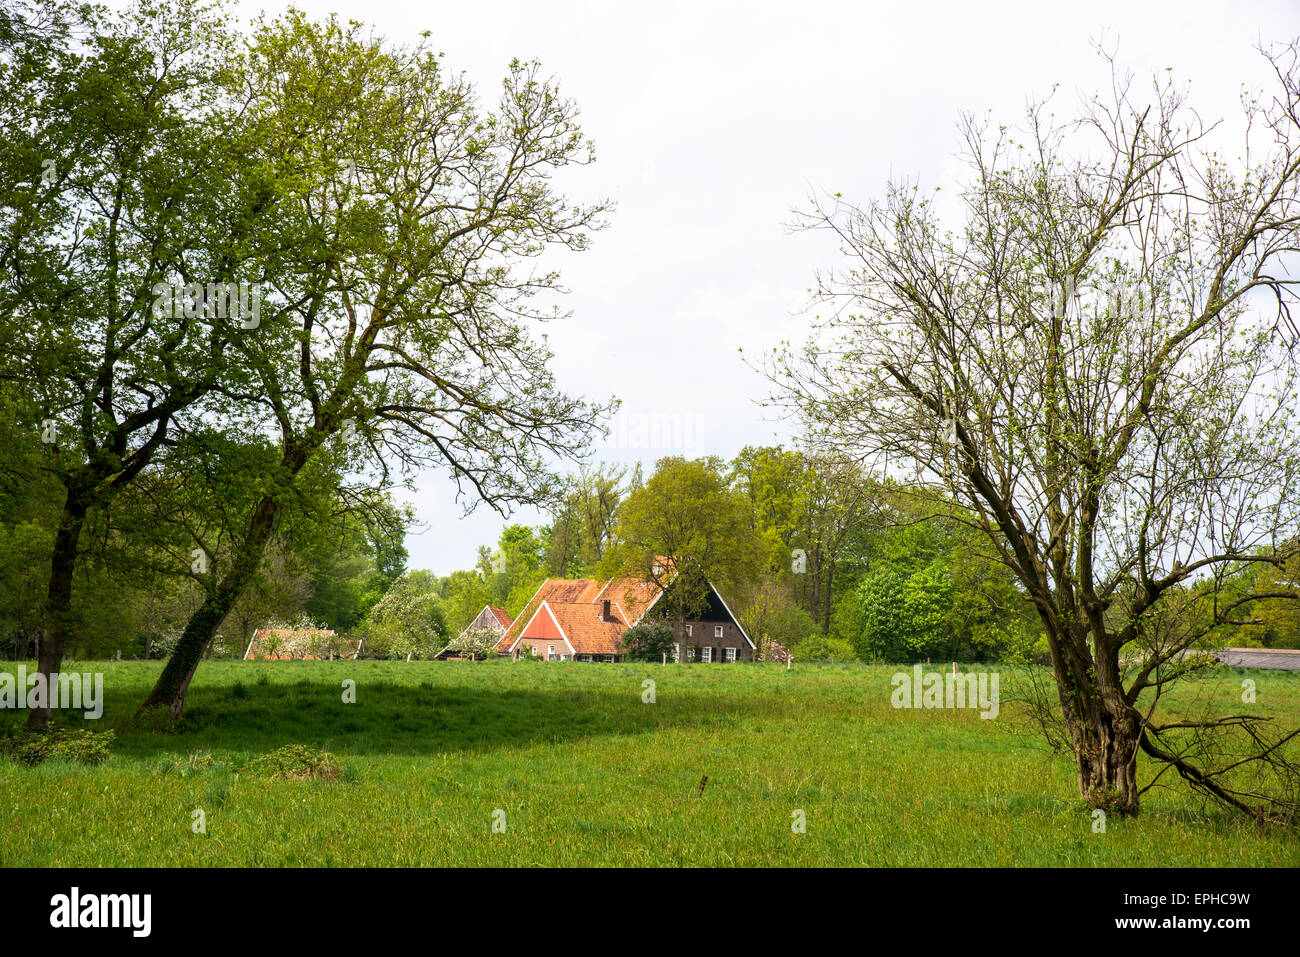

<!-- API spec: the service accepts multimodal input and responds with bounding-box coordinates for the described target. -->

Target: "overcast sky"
[224,0,1299,574]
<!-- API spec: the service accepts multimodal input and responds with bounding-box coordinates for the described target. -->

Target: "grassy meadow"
[1,659,1298,866]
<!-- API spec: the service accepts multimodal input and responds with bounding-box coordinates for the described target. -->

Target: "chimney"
[601,599,612,622]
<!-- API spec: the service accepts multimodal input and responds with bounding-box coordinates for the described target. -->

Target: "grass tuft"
[250,743,342,782]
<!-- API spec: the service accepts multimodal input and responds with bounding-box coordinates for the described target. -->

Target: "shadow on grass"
[0,674,778,760]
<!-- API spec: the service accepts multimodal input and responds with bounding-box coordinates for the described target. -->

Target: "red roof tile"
[494,579,603,652]
[526,601,628,656]
[491,564,686,656]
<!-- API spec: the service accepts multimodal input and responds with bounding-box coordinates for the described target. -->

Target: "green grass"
[1,659,1297,866]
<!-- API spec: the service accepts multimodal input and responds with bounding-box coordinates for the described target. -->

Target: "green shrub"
[618,622,677,662]
[791,634,857,662]
[2,727,115,767]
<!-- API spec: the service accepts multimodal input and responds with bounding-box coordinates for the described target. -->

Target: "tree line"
[375,451,1299,664]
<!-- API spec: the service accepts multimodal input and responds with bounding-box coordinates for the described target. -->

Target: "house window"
[714,625,724,639]
[559,654,569,661]
[547,644,556,661]
[686,624,693,637]
[686,646,697,662]
[724,648,737,663]
[700,647,713,663]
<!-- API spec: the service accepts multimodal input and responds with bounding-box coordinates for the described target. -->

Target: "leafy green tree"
[799,455,885,633]
[732,572,816,655]
[481,524,548,613]
[143,11,611,714]
[853,568,907,660]
[295,495,410,631]
[440,569,496,635]
[731,446,809,575]
[607,456,760,630]
[618,622,677,662]
[1,0,278,726]
[361,571,447,660]
[731,447,885,634]
[545,464,630,576]
[1226,551,1300,649]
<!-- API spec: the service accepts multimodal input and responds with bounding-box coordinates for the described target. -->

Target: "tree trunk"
[138,495,283,716]
[1049,630,1143,815]
[1069,703,1142,814]
[27,494,88,730]
[822,561,833,635]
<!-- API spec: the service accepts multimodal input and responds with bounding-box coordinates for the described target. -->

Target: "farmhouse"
[436,604,513,660]
[495,569,754,662]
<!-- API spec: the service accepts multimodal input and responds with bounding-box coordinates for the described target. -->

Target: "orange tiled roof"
[494,578,602,652]
[538,601,629,655]
[596,575,661,626]
[487,606,513,628]
[492,563,680,656]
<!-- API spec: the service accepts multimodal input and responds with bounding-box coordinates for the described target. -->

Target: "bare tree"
[773,44,1300,821]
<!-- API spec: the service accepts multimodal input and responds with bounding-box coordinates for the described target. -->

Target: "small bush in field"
[251,744,341,781]
[2,728,115,767]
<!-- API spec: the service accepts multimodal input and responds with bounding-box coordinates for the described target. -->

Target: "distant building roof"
[495,559,753,658]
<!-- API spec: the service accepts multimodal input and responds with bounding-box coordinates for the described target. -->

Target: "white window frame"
[674,643,681,663]
[547,644,556,661]
[724,647,737,662]
[714,625,724,639]
[700,647,713,663]
[686,624,693,637]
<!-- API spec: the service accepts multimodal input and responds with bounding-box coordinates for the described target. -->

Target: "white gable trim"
[635,563,681,624]
[463,605,494,639]
[437,604,492,658]
[709,581,755,648]
[610,601,632,627]
[638,587,665,624]
[492,579,552,654]
[508,601,576,656]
